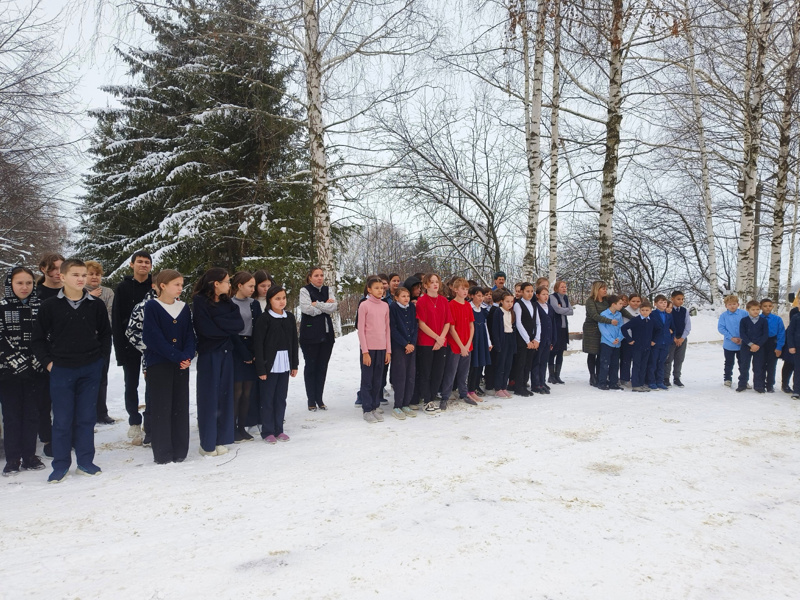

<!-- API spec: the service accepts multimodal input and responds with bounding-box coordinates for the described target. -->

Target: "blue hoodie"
[598,308,623,348]
[718,308,748,351]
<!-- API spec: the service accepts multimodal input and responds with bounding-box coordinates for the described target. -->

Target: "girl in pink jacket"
[357,276,391,423]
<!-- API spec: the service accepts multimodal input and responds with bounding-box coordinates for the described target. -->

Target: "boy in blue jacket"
[717,295,748,387]
[759,298,785,393]
[646,295,673,390]
[738,300,769,393]
[598,295,625,390]
[785,312,800,399]
[622,301,661,392]
[389,286,418,417]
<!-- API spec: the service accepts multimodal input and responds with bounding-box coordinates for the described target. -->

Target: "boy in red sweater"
[439,278,476,408]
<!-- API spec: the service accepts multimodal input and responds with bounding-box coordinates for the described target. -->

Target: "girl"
[467,286,491,402]
[36,253,65,301]
[192,268,243,457]
[490,290,517,397]
[781,290,800,393]
[142,270,196,464]
[548,280,573,384]
[619,293,642,387]
[299,267,338,410]
[532,286,557,394]
[388,274,401,297]
[85,260,116,425]
[253,270,274,313]
[415,273,454,414]
[230,271,262,443]
[511,282,536,397]
[582,280,616,387]
[0,267,47,475]
[357,276,391,423]
[389,286,417,419]
[254,285,299,443]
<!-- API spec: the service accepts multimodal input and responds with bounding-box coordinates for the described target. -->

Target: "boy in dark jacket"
[389,286,418,417]
[785,312,800,399]
[621,301,662,392]
[737,300,769,393]
[31,259,112,483]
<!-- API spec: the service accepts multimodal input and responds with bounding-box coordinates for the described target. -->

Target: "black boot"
[554,363,565,384]
[589,373,598,387]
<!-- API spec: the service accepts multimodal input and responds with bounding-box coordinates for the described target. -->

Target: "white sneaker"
[215,445,229,455]
[372,410,384,422]
[363,411,378,424]
[375,407,384,414]
[127,425,142,439]
[199,447,218,457]
[424,401,441,414]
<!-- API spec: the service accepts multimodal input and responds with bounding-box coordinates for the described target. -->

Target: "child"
[402,275,422,303]
[0,267,47,476]
[514,283,523,300]
[85,260,116,425]
[298,267,338,411]
[781,291,800,393]
[491,291,517,397]
[663,290,691,388]
[548,280,573,385]
[531,286,556,394]
[597,295,625,390]
[192,268,244,457]
[31,259,112,483]
[785,309,800,398]
[416,273,453,414]
[142,270,196,464]
[759,298,785,393]
[253,270,274,313]
[647,295,674,391]
[356,276,391,423]
[511,283,536,397]
[717,295,748,387]
[254,286,299,442]
[389,286,418,418]
[621,300,660,392]
[484,288,504,394]
[468,286,491,402]
[36,252,64,301]
[440,278,475,407]
[737,300,768,393]
[388,274,401,297]
[230,271,263,442]
[619,293,641,387]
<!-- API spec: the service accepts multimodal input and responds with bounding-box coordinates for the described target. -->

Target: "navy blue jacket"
[390,302,418,348]
[739,315,768,350]
[142,301,196,368]
[491,307,515,349]
[191,294,244,355]
[621,314,662,352]
[785,313,800,351]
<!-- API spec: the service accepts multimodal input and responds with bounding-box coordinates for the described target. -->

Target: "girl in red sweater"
[415,273,454,414]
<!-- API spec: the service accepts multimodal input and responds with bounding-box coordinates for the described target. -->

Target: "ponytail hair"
[154,269,183,297]
[193,267,230,302]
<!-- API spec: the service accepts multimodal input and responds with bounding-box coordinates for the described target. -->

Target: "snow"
[2,333,799,598]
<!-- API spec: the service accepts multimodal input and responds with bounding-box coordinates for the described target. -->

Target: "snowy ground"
[2,313,799,599]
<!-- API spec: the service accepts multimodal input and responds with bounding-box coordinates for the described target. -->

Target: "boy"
[440,278,475,408]
[759,298,785,393]
[717,295,748,387]
[647,295,674,390]
[31,259,112,482]
[598,295,625,390]
[85,260,115,425]
[738,300,768,393]
[621,300,661,392]
[664,290,692,388]
[112,251,153,441]
[784,311,800,399]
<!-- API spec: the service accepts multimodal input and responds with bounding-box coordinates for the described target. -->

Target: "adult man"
[492,271,507,291]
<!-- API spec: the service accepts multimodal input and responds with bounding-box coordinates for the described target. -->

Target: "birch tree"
[547,0,562,284]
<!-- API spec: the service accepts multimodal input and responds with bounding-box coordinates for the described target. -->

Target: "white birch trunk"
[547,0,562,285]
[787,159,800,299]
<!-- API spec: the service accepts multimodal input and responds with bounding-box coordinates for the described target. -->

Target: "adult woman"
[548,280,574,384]
[582,280,617,387]
[299,267,338,410]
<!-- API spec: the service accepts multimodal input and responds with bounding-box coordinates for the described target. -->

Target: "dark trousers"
[762,337,778,389]
[724,348,741,381]
[511,346,534,393]
[739,347,765,390]
[468,366,483,392]
[259,371,289,437]
[50,359,103,472]
[96,356,111,420]
[483,361,495,391]
[0,376,44,463]
[359,350,386,412]
[494,333,515,390]
[38,374,51,444]
[619,342,634,382]
[391,346,416,408]
[196,349,234,453]
[598,344,620,386]
[548,350,564,378]
[664,340,688,382]
[782,360,794,389]
[631,348,650,388]
[122,353,144,426]
[531,344,551,388]
[792,354,800,394]
[647,344,669,385]
[416,345,450,404]
[301,341,334,408]
[441,351,471,399]
[146,362,190,464]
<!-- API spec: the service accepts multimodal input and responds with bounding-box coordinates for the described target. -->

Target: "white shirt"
[534,302,548,343]
[269,310,290,373]
[513,298,534,344]
[156,299,186,319]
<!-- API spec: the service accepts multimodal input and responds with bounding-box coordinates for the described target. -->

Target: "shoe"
[736,386,746,392]
[392,408,406,420]
[791,394,800,400]
[547,375,556,384]
[131,433,143,446]
[500,390,514,398]
[376,407,384,414]
[755,388,765,394]
[782,385,793,394]
[401,406,417,417]
[462,395,478,406]
[215,445,229,455]
[97,415,115,425]
[263,435,278,444]
[372,410,384,422]
[724,380,732,387]
[77,463,102,476]
[663,380,672,388]
[609,384,624,391]
[439,399,448,411]
[515,389,532,397]
[553,376,566,384]
[42,442,52,458]
[409,403,421,410]
[199,447,218,456]
[673,379,684,388]
[657,384,669,390]
[3,460,20,477]
[589,374,598,387]
[142,433,152,447]
[240,428,254,441]
[424,401,441,414]
[318,404,328,410]
[632,386,647,392]
[363,412,378,424]
[466,392,480,404]
[48,468,69,483]
[234,428,245,443]
[277,433,290,442]
[649,384,659,390]
[354,397,362,406]
[766,386,774,393]
[619,380,630,388]
[598,384,609,391]
[476,387,486,396]
[308,406,317,412]
[127,424,142,439]
[543,384,551,392]
[21,456,45,471]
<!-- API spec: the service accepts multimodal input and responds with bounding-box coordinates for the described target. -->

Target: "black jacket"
[112,275,153,363]
[31,292,112,368]
[0,269,44,379]
[192,294,244,355]
[254,310,299,377]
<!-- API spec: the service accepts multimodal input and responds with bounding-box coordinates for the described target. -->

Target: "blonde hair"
[589,280,608,302]
[793,289,800,307]
[85,260,103,275]
[724,294,739,305]
[451,277,469,290]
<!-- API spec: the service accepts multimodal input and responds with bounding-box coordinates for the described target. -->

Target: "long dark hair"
[193,267,230,302]
[37,252,65,285]
[266,285,287,312]
[253,270,274,298]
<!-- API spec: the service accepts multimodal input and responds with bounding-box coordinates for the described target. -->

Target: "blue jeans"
[50,359,104,472]
[631,348,650,388]
[598,344,620,386]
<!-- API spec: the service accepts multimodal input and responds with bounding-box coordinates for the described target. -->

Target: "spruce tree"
[79,0,311,282]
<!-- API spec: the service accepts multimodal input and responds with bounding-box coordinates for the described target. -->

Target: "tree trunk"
[787,158,800,299]
[547,0,562,285]
[599,0,624,284]
[521,0,547,281]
